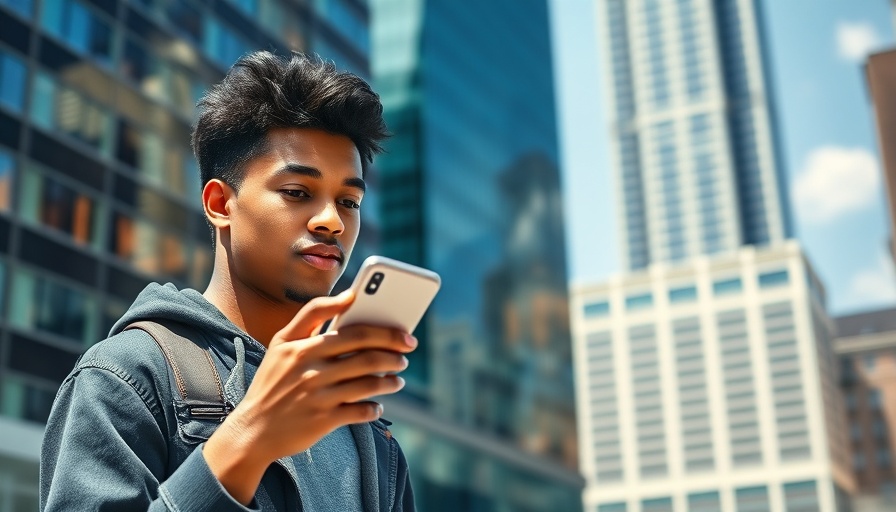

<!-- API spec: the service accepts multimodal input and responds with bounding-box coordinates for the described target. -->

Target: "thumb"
[270,290,355,348]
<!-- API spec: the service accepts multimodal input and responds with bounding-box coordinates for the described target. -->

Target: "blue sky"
[551,0,896,316]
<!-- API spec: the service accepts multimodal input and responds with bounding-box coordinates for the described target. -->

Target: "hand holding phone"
[327,256,440,377]
[327,256,441,334]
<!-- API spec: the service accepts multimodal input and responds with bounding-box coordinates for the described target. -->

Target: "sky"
[551,0,896,316]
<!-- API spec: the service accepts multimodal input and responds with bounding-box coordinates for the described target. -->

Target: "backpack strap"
[126,320,231,420]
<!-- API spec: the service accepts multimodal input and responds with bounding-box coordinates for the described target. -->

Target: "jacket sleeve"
[40,363,258,512]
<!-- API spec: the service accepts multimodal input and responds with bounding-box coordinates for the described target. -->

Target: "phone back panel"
[330,257,440,333]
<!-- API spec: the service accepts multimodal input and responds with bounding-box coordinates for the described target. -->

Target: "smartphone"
[327,256,441,334]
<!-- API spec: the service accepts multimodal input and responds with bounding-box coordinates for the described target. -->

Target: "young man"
[40,51,417,511]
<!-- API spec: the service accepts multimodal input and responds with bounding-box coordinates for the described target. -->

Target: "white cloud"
[837,22,882,62]
[793,146,880,225]
[846,252,896,307]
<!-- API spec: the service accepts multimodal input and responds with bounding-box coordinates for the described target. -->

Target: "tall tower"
[372,0,583,509]
[571,1,853,510]
[604,0,793,271]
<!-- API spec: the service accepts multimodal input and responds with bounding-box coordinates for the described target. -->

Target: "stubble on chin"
[284,287,322,305]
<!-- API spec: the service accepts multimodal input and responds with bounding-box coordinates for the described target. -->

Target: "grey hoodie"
[39,283,415,511]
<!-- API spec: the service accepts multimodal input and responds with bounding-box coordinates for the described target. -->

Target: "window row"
[581,269,791,316]
[595,480,820,511]
[26,70,200,196]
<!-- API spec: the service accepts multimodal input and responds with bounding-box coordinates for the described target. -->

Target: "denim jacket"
[40,283,416,511]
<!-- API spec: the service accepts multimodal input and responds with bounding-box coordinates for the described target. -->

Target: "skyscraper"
[0,0,376,506]
[372,0,583,509]
[571,1,853,510]
[604,0,793,271]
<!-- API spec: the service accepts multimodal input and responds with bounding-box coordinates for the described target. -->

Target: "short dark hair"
[192,51,388,194]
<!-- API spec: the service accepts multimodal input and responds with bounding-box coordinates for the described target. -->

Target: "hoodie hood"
[110,283,250,343]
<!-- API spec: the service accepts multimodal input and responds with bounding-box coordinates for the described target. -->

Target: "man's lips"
[298,244,343,271]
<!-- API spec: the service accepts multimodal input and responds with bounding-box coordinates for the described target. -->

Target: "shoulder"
[70,328,171,415]
[79,327,168,378]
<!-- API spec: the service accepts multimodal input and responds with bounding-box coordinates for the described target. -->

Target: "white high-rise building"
[601,0,794,271]
[574,0,855,510]
[572,243,854,511]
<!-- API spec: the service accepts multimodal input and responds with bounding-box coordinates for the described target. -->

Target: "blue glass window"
[315,0,369,55]
[584,301,610,318]
[1,0,32,18]
[713,278,742,295]
[644,0,669,109]
[9,268,99,345]
[41,0,114,66]
[758,269,789,288]
[0,50,26,113]
[641,497,672,512]
[229,0,258,16]
[735,486,769,509]
[29,73,113,155]
[166,1,203,43]
[626,293,653,310]
[597,503,627,512]
[687,491,720,509]
[783,480,818,510]
[203,18,252,69]
[669,286,697,303]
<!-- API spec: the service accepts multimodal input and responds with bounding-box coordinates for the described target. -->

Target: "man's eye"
[281,189,309,198]
[339,199,361,209]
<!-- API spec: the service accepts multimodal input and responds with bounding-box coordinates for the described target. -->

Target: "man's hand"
[203,290,416,505]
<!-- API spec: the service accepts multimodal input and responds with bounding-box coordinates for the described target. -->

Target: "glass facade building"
[0,0,379,507]
[372,0,583,509]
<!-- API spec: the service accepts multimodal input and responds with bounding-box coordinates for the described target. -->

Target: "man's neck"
[203,273,303,348]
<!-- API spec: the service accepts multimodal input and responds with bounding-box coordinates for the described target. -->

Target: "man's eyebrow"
[275,163,366,192]
[344,177,366,193]
[275,163,322,179]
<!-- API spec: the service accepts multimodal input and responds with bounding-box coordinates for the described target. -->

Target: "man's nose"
[308,202,344,235]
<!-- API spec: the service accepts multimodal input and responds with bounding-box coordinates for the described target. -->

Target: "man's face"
[225,127,364,304]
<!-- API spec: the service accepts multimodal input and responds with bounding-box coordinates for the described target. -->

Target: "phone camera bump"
[365,272,385,295]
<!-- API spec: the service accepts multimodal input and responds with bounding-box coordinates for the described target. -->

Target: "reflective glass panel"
[713,277,742,295]
[584,300,610,318]
[315,0,369,54]
[41,0,114,66]
[108,210,188,279]
[625,292,653,310]
[758,269,789,288]
[0,49,27,112]
[30,72,113,155]
[669,285,697,303]
[19,164,104,248]
[1,0,32,18]
[9,268,99,344]
[1,375,57,423]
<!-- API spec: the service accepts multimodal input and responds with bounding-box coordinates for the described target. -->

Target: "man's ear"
[202,179,233,230]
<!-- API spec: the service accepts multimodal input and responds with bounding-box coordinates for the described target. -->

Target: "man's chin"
[284,287,330,305]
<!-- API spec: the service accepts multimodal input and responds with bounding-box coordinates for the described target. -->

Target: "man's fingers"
[332,401,384,426]
[313,350,408,386]
[318,325,417,358]
[321,375,405,406]
[270,290,355,348]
